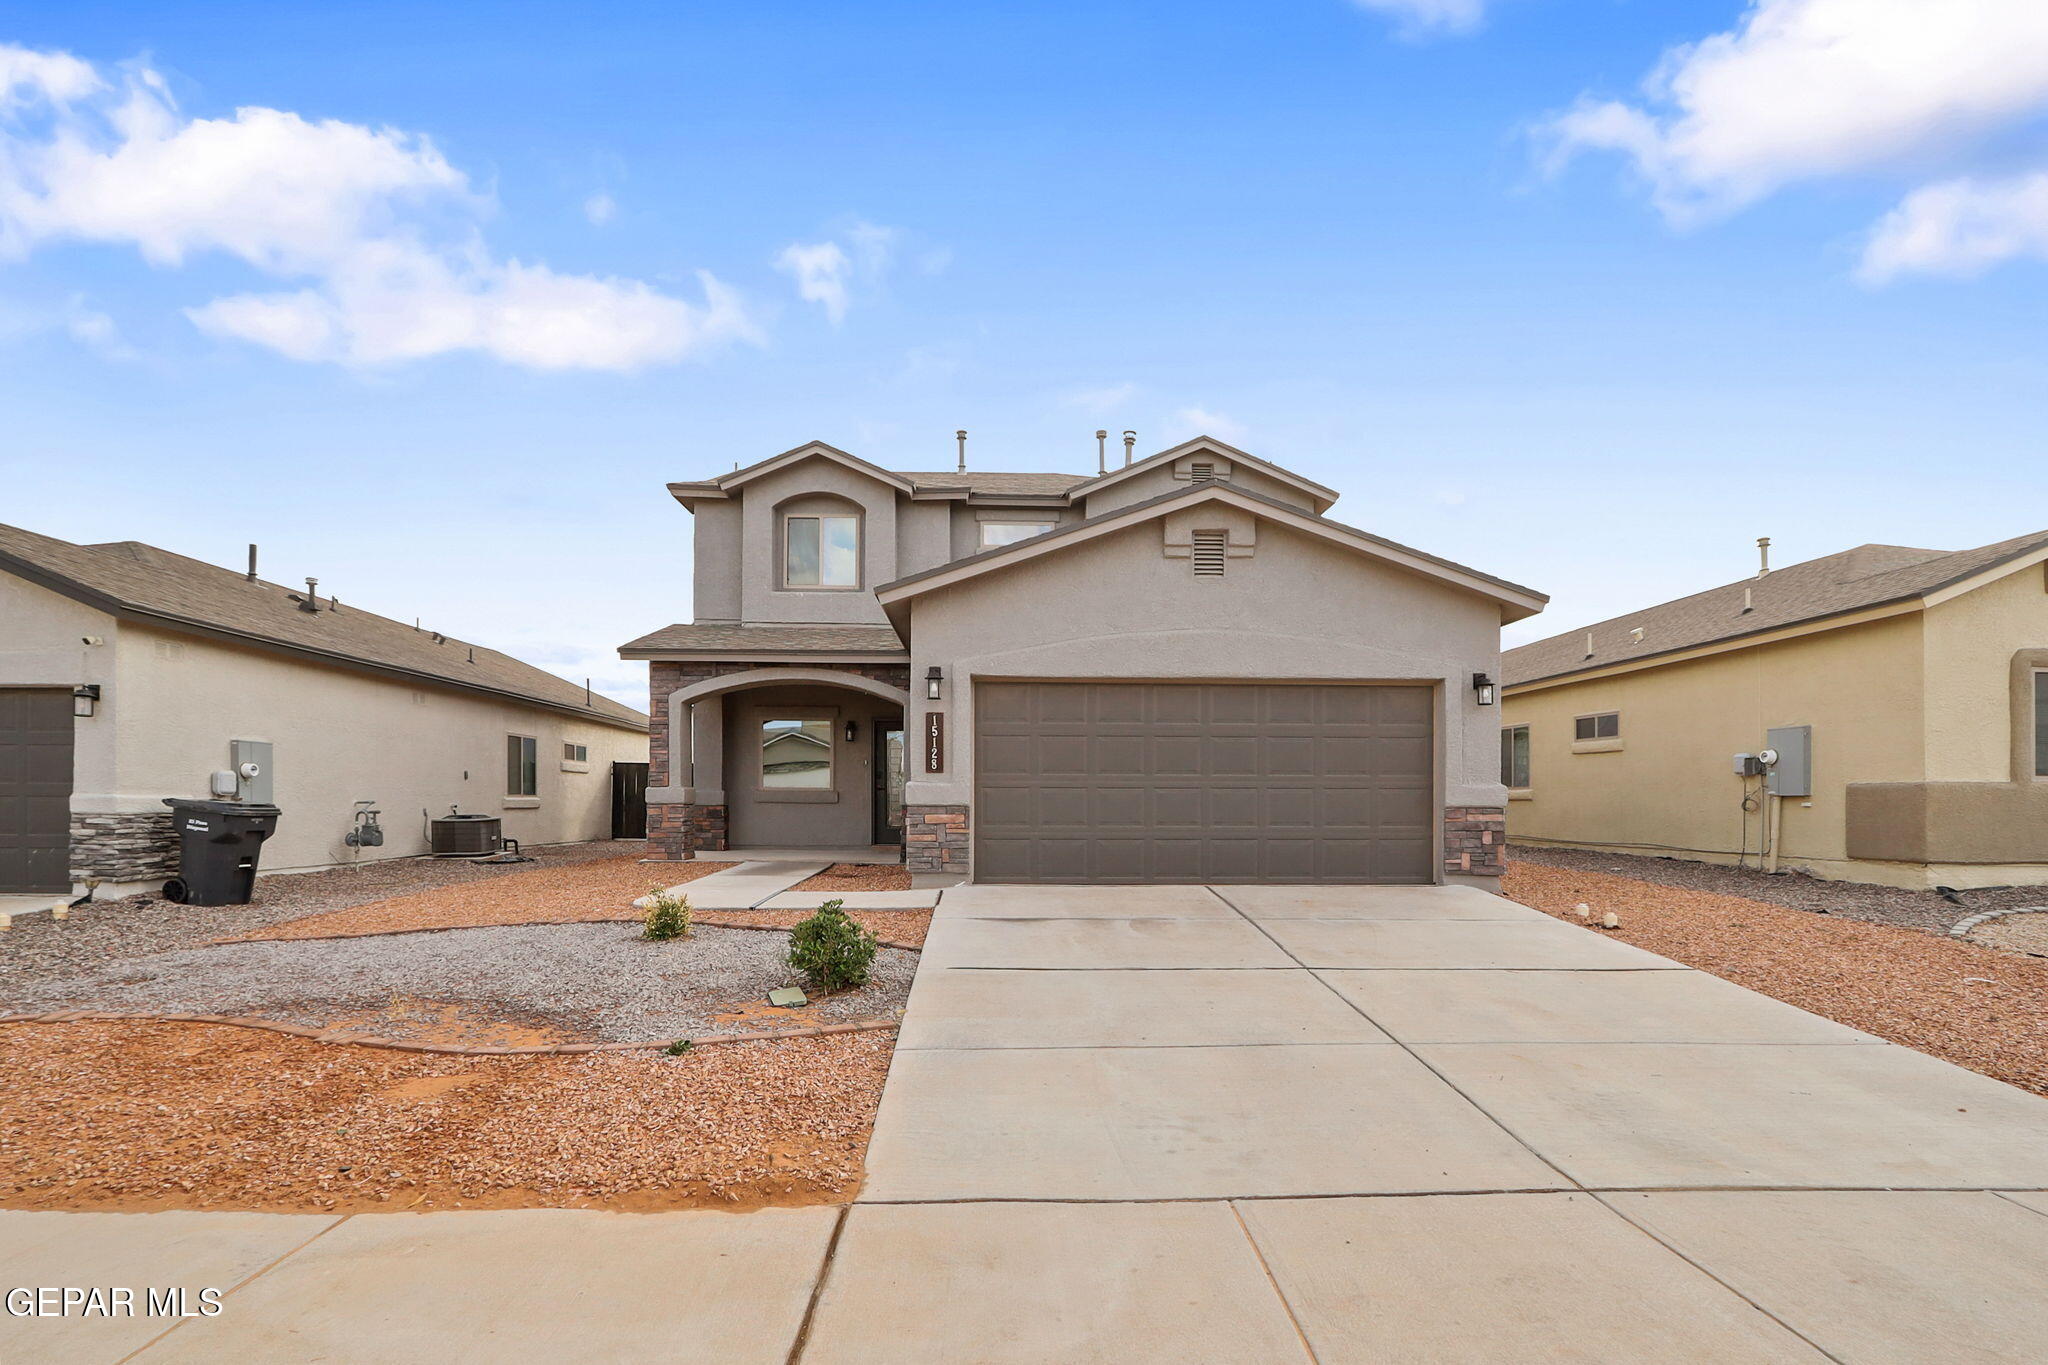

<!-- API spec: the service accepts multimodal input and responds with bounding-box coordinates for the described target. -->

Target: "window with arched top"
[780,498,862,589]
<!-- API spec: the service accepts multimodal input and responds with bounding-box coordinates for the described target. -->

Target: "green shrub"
[665,1038,693,1056]
[642,887,693,941]
[787,899,878,993]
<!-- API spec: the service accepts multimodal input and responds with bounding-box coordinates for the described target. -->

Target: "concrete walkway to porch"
[8,882,2048,1362]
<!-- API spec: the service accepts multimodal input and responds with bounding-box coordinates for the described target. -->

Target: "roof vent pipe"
[1756,536,1771,578]
[956,429,967,473]
[1095,429,1108,475]
[1742,586,1754,614]
[299,577,321,613]
[1122,430,1136,467]
[246,544,258,583]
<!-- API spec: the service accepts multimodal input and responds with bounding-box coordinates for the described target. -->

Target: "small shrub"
[665,1038,693,1056]
[787,899,878,994]
[643,887,693,941]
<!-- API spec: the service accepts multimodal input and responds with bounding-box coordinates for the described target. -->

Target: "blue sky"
[5,2,2047,704]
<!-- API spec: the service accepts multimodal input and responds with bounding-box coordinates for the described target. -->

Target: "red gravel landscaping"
[1505,859,2048,1098]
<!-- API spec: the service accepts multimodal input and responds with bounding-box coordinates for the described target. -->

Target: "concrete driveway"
[8,882,2048,1362]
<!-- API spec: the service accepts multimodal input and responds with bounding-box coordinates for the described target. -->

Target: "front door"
[872,725,906,845]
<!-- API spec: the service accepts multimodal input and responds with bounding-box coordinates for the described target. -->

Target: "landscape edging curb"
[0,1012,900,1056]
[210,914,923,952]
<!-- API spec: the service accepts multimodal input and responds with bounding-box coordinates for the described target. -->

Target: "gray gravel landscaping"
[1510,843,2047,935]
[0,839,641,995]
[6,922,916,1044]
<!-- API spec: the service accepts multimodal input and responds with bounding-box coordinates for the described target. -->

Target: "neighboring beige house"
[1501,530,2048,890]
[0,524,648,898]
[620,436,1546,886]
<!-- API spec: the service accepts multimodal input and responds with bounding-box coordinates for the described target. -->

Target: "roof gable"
[1066,437,1340,514]
[669,441,915,505]
[875,481,1545,627]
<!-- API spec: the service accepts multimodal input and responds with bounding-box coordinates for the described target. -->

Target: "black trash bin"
[161,798,282,905]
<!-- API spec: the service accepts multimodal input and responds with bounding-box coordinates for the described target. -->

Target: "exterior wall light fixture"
[925,666,944,701]
[844,720,858,743]
[72,684,101,718]
[1472,673,1496,706]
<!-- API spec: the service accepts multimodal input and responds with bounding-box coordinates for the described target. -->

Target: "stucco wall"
[1501,613,1928,879]
[719,683,904,847]
[902,516,1507,819]
[102,622,645,876]
[737,461,900,625]
[1922,558,2048,782]
[689,501,744,623]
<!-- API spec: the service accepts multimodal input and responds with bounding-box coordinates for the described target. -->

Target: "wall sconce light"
[72,684,100,718]
[844,719,858,743]
[925,666,943,701]
[1472,672,1496,707]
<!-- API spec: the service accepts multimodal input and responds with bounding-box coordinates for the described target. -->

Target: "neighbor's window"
[785,514,859,587]
[563,742,588,763]
[2035,671,2048,778]
[761,718,834,788]
[506,735,538,796]
[979,521,1057,550]
[1501,724,1531,789]
[1574,712,1620,741]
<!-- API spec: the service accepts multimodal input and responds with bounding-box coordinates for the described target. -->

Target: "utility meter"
[1757,748,1780,767]
[237,760,262,780]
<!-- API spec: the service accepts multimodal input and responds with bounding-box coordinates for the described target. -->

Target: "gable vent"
[1188,461,1216,482]
[1191,529,1228,577]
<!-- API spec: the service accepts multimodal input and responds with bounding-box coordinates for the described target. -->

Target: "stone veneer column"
[904,804,969,875]
[1442,806,1506,879]
[69,809,178,885]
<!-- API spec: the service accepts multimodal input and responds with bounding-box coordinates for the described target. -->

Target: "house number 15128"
[924,712,944,773]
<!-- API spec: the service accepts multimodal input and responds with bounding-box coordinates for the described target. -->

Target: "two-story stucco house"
[620,437,1545,886]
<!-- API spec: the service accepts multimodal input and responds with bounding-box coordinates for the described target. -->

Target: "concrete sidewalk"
[8,882,2048,1362]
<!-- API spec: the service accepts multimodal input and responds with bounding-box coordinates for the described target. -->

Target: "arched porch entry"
[649,667,911,860]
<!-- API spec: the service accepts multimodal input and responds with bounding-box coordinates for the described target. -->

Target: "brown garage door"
[0,690,74,893]
[975,682,1434,885]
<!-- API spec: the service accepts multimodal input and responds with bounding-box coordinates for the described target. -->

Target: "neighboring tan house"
[1500,530,2048,890]
[0,524,648,898]
[618,437,1546,885]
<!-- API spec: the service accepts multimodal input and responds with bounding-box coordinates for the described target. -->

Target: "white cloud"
[1542,0,2048,223]
[1860,172,2048,282]
[582,192,615,226]
[775,240,853,324]
[1167,406,1248,444]
[775,219,911,323]
[0,44,757,370]
[1348,0,1487,38]
[0,43,99,108]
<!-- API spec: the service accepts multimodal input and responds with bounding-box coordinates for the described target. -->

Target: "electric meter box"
[230,739,274,804]
[1764,725,1811,798]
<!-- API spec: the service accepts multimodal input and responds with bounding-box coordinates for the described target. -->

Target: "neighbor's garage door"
[0,690,74,894]
[974,682,1434,884]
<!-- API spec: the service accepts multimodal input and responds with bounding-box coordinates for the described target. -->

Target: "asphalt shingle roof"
[0,523,647,729]
[1503,529,2048,687]
[617,623,907,655]
[892,470,1091,497]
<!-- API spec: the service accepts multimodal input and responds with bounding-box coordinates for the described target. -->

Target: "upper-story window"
[1574,712,1620,742]
[785,513,860,588]
[979,521,1057,550]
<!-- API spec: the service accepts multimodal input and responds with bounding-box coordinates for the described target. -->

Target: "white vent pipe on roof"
[1096,429,1108,474]
[956,429,967,473]
[1122,430,1136,467]
[1757,536,1771,578]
